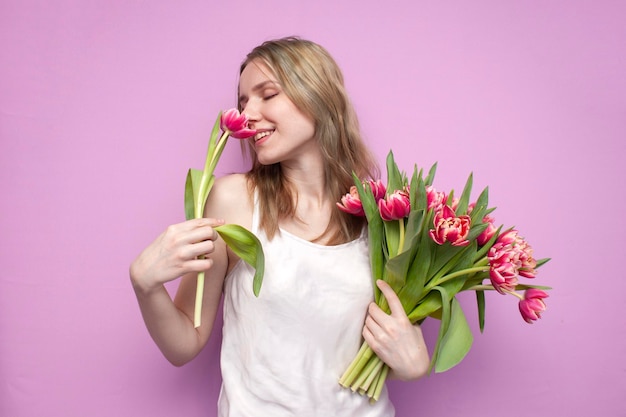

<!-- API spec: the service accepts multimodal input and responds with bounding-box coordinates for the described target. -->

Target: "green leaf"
[352,173,385,297]
[385,150,405,193]
[428,239,475,282]
[438,242,478,298]
[455,172,473,215]
[383,220,401,258]
[385,209,427,298]
[435,297,474,373]
[535,257,551,268]
[215,224,265,296]
[476,290,485,333]
[473,225,502,262]
[428,286,451,373]
[397,211,432,313]
[184,168,205,220]
[407,291,443,323]
[425,162,437,187]
[469,187,489,224]
[205,111,223,170]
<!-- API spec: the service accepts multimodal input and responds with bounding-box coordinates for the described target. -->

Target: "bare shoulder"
[204,173,253,230]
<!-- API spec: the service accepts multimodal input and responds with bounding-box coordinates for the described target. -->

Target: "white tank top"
[218,197,395,417]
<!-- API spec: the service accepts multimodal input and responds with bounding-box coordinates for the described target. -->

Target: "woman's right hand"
[130,217,225,294]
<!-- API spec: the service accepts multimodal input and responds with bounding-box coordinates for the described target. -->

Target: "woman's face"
[238,60,317,166]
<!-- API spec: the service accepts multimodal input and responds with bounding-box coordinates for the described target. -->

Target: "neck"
[281,151,327,204]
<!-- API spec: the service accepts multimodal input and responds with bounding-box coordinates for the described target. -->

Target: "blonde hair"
[240,37,379,244]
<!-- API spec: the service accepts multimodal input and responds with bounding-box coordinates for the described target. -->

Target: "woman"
[130,37,429,417]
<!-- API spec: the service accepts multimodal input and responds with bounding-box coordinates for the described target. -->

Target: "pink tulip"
[487,230,538,293]
[488,259,519,293]
[496,229,518,246]
[337,186,365,216]
[429,205,471,246]
[477,215,497,246]
[518,289,549,323]
[220,108,257,139]
[368,179,387,202]
[378,190,410,221]
[497,230,537,276]
[426,186,446,211]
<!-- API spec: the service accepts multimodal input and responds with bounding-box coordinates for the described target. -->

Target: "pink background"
[1,1,624,416]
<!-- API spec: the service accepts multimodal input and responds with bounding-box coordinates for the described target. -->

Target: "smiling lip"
[254,129,274,143]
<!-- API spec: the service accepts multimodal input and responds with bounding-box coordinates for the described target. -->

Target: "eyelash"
[264,93,278,101]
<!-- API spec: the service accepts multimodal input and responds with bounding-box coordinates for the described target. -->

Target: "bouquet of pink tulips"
[337,151,550,401]
[184,109,265,328]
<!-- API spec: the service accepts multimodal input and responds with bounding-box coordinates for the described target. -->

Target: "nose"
[241,99,261,126]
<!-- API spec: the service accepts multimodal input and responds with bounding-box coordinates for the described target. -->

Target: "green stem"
[359,357,384,392]
[466,284,496,291]
[339,343,373,387]
[397,219,405,253]
[503,289,524,300]
[195,131,229,218]
[194,271,205,328]
[193,130,230,329]
[370,364,389,402]
[426,266,489,290]
[474,257,489,267]
[352,356,381,392]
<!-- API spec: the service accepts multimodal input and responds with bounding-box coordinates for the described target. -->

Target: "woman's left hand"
[363,280,430,381]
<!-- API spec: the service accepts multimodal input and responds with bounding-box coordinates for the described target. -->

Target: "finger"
[364,308,384,334]
[183,224,219,245]
[362,324,377,348]
[376,280,406,318]
[366,301,390,327]
[185,239,217,259]
[184,257,214,273]
[173,217,224,235]
[190,217,225,228]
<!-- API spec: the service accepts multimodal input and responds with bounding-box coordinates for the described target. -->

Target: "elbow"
[167,357,191,368]
[161,349,197,368]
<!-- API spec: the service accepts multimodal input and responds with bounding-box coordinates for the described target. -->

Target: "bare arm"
[130,174,251,366]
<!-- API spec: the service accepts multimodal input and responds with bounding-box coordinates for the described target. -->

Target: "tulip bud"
[378,190,410,221]
[220,108,257,139]
[337,186,365,216]
[518,289,549,323]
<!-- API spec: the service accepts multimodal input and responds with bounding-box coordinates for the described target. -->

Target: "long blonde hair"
[240,37,379,244]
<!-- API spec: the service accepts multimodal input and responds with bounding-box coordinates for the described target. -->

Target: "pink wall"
[1,1,624,416]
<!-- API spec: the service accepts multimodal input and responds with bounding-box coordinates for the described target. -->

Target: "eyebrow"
[238,80,280,105]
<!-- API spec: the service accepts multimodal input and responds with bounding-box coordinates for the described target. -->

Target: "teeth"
[254,131,273,141]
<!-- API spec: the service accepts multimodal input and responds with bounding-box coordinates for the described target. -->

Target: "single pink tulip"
[429,205,471,246]
[492,230,537,278]
[488,259,519,293]
[477,215,497,246]
[488,239,518,293]
[487,229,538,293]
[337,186,365,216]
[378,190,410,221]
[518,289,549,323]
[220,108,257,139]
